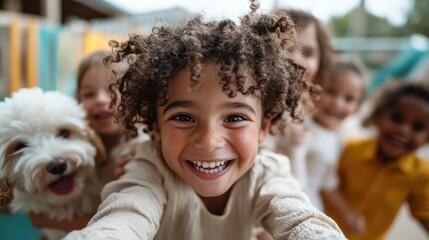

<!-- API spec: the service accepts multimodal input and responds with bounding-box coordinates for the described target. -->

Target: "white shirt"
[65,140,345,240]
[305,118,344,211]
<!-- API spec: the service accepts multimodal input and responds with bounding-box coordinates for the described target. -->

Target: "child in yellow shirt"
[323,81,429,240]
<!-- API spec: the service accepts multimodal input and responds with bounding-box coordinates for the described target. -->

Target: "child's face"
[376,96,429,161]
[152,62,271,198]
[290,23,320,82]
[78,65,121,136]
[313,70,364,130]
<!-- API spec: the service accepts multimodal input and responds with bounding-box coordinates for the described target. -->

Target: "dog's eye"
[58,130,70,139]
[14,143,27,152]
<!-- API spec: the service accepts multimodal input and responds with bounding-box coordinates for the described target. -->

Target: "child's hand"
[28,212,90,232]
[344,211,366,234]
[113,155,133,180]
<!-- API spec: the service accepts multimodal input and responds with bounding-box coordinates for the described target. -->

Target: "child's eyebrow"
[80,84,94,89]
[221,102,257,115]
[163,101,257,115]
[163,101,195,114]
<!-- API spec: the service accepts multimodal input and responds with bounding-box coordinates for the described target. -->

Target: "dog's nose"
[46,158,67,175]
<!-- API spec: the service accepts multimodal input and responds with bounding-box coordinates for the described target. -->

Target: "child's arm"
[63,144,167,240]
[255,150,346,239]
[321,189,365,234]
[258,181,346,239]
[28,212,90,231]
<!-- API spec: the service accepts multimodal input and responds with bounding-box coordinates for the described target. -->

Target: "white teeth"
[192,160,229,174]
[192,160,226,168]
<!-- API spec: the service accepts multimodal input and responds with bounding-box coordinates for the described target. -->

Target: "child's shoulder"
[118,139,166,171]
[411,154,429,174]
[256,148,292,174]
[403,154,429,186]
[339,138,376,164]
[251,148,300,190]
[120,136,155,156]
[258,147,290,162]
[344,138,374,149]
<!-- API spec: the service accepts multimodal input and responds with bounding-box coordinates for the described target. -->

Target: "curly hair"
[271,8,333,86]
[105,3,320,138]
[363,81,429,127]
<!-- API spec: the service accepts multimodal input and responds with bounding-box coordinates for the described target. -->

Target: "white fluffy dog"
[0,87,108,240]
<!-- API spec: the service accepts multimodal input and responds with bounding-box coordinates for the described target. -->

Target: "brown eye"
[412,121,426,132]
[171,114,194,122]
[301,46,314,58]
[224,115,242,122]
[345,95,356,103]
[389,112,404,124]
[58,129,70,139]
[81,91,95,99]
[325,88,336,96]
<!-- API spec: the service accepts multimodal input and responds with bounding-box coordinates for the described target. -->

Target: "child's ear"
[152,122,161,142]
[258,117,272,143]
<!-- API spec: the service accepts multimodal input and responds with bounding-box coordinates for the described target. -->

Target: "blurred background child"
[257,8,335,240]
[76,51,125,162]
[305,54,368,211]
[265,7,334,196]
[323,81,429,240]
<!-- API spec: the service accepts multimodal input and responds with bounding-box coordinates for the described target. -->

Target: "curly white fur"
[0,88,109,240]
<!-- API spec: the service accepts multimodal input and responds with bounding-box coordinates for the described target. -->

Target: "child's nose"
[333,96,343,108]
[396,122,412,136]
[193,124,225,152]
[95,90,111,104]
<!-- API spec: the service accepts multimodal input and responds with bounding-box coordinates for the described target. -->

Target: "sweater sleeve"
[255,150,346,240]
[64,141,167,240]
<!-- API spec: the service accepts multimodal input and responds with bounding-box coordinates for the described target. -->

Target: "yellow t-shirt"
[324,139,429,240]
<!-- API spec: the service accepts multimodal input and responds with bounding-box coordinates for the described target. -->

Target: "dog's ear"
[84,127,108,166]
[0,180,13,208]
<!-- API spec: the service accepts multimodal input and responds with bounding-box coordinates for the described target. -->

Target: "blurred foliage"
[328,0,429,37]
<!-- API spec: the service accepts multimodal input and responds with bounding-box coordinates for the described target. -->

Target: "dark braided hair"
[105,2,320,138]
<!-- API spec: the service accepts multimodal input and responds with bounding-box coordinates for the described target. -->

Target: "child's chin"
[193,184,231,199]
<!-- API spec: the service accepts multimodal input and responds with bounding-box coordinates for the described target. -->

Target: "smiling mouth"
[324,110,342,119]
[94,112,113,120]
[386,134,408,149]
[187,160,233,174]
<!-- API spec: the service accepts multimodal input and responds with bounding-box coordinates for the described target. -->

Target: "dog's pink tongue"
[49,176,75,195]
